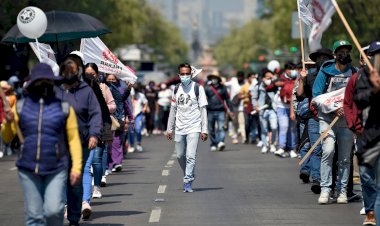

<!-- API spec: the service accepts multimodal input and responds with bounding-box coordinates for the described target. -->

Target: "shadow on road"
[79,223,125,226]
[91,201,122,206]
[193,187,224,192]
[89,210,146,220]
[100,193,133,198]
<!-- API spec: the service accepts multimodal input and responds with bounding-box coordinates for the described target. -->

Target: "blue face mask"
[290,70,299,78]
[180,75,191,86]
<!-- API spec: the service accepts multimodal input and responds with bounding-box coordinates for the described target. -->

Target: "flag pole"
[331,0,373,71]
[297,0,306,70]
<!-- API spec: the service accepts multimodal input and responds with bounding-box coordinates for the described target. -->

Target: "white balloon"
[267,60,280,73]
[17,6,47,39]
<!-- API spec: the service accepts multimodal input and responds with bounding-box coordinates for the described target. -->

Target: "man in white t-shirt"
[166,63,208,192]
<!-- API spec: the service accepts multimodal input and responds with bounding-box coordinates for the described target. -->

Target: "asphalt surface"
[0,134,364,226]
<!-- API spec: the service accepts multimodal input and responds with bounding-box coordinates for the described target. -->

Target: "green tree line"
[214,0,379,69]
[0,0,188,67]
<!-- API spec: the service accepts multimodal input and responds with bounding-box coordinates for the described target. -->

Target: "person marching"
[166,63,208,192]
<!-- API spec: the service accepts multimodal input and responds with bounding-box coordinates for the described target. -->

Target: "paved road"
[0,135,363,226]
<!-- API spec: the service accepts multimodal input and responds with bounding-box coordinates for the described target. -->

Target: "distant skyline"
[147,0,263,47]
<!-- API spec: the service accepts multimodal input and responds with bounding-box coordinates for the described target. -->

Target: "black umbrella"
[2,10,111,43]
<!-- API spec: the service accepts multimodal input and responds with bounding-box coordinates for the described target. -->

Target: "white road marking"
[149,207,161,223]
[164,165,172,168]
[162,170,170,176]
[157,185,167,194]
[9,167,17,171]
[171,153,176,158]
[167,160,175,166]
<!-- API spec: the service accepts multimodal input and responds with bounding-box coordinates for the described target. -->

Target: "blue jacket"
[55,82,102,143]
[16,95,69,175]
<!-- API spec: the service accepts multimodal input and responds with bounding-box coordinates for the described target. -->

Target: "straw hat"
[207,70,222,81]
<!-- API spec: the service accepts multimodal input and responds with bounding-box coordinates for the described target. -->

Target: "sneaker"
[69,221,79,226]
[92,186,102,199]
[274,148,285,156]
[136,145,143,152]
[311,181,321,194]
[256,141,263,147]
[0,151,3,158]
[101,176,107,187]
[280,152,290,158]
[270,145,276,153]
[337,192,348,204]
[112,164,122,172]
[299,171,310,183]
[363,211,376,225]
[261,146,268,154]
[105,169,112,176]
[210,146,217,152]
[64,204,67,219]
[217,142,225,151]
[183,182,193,193]
[289,150,298,158]
[318,191,330,204]
[127,147,135,153]
[232,138,239,144]
[81,201,92,220]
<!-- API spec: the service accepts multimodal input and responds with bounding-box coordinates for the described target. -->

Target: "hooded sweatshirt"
[55,81,102,144]
[312,59,356,125]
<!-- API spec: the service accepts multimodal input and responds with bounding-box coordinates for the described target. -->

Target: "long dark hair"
[84,63,99,74]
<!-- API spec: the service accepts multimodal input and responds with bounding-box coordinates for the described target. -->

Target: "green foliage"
[0,0,188,67]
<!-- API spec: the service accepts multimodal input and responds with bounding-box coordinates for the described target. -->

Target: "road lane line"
[162,170,169,176]
[149,207,161,223]
[167,160,174,166]
[157,185,167,194]
[9,167,17,171]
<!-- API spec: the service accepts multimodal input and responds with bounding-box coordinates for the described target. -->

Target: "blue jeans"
[175,133,200,184]
[83,146,103,203]
[375,155,380,220]
[319,119,353,193]
[300,118,322,182]
[359,164,376,213]
[259,109,278,147]
[129,113,143,146]
[277,107,297,150]
[18,169,67,226]
[299,121,311,173]
[208,111,225,147]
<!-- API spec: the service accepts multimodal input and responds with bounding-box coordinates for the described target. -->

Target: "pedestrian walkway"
[0,135,363,226]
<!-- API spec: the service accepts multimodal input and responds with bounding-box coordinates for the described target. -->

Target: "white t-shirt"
[133,92,148,117]
[158,89,172,107]
[171,82,208,135]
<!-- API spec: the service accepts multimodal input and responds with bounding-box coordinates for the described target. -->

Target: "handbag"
[110,115,120,131]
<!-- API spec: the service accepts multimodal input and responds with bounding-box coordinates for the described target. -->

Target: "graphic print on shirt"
[177,93,191,107]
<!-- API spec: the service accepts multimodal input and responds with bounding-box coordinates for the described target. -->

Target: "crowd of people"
[1,39,380,226]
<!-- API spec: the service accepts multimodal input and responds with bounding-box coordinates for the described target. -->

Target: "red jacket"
[343,72,363,134]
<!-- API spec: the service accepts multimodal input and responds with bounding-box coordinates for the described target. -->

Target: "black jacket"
[354,68,380,149]
[204,82,233,112]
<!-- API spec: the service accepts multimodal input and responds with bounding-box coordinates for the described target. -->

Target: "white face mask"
[263,79,271,86]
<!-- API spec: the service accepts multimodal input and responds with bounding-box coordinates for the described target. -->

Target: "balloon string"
[35,38,42,61]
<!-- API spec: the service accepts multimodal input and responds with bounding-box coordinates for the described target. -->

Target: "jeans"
[128,113,143,146]
[83,146,103,203]
[376,156,380,221]
[102,142,110,176]
[359,164,376,213]
[259,109,278,147]
[319,119,353,193]
[67,146,89,223]
[245,113,259,143]
[299,121,311,173]
[208,111,225,147]
[18,169,67,226]
[175,133,200,184]
[277,107,297,150]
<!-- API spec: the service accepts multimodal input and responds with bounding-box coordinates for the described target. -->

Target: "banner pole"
[331,0,373,71]
[297,0,306,70]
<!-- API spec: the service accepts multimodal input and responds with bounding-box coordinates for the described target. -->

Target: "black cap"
[368,41,380,55]
[309,48,334,62]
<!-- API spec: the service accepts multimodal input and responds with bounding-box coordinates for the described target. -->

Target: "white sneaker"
[127,147,135,153]
[217,142,225,151]
[210,146,217,152]
[105,169,111,176]
[290,150,298,158]
[112,164,122,172]
[318,191,330,204]
[92,186,102,199]
[270,145,276,153]
[0,151,3,158]
[81,201,92,220]
[360,207,366,215]
[101,176,107,187]
[261,146,268,154]
[136,145,143,152]
[337,192,348,204]
[232,138,239,144]
[274,148,285,156]
[256,141,263,147]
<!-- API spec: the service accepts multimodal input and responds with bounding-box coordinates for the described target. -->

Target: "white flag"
[298,0,316,28]
[308,0,336,52]
[80,37,137,83]
[29,42,60,76]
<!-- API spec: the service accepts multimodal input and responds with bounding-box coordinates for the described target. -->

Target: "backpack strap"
[174,83,180,95]
[174,82,200,99]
